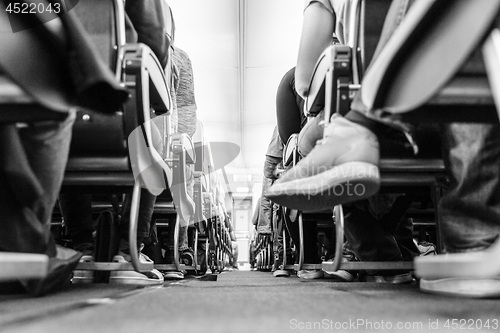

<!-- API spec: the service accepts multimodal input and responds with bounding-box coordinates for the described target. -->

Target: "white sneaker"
[323,269,354,282]
[163,271,184,280]
[420,277,500,298]
[109,254,164,285]
[72,255,95,284]
[297,269,323,280]
[415,240,437,256]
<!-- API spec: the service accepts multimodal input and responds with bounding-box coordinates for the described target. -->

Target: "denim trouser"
[0,112,76,256]
[439,124,500,253]
[271,203,283,259]
[258,178,274,235]
[176,166,194,251]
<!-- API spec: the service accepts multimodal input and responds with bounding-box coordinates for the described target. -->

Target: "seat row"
[0,0,233,286]
[256,0,500,287]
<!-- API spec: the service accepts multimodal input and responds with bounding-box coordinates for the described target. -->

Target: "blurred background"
[168,0,304,263]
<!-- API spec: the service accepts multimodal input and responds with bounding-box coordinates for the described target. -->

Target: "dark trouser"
[283,211,321,264]
[275,67,307,144]
[120,190,157,243]
[59,188,157,252]
[344,194,420,262]
[0,112,75,256]
[439,123,500,253]
[271,204,284,260]
[58,193,95,252]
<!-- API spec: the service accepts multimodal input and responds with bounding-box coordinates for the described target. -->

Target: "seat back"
[73,0,122,74]
[67,0,130,170]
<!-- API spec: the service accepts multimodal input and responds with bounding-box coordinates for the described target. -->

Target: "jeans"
[271,204,284,260]
[178,166,194,251]
[348,0,416,134]
[258,178,274,235]
[120,189,157,243]
[439,123,500,253]
[0,112,76,256]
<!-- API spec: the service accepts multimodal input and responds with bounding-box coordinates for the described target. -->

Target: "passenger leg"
[344,194,415,284]
[58,193,95,255]
[179,169,195,269]
[111,189,164,285]
[58,193,96,284]
[0,112,82,295]
[271,205,289,277]
[439,123,500,253]
[275,67,307,145]
[418,123,500,297]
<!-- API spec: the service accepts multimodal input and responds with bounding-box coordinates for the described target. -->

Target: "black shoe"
[21,246,82,296]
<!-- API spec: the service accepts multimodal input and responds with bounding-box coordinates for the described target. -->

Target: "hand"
[263,155,282,180]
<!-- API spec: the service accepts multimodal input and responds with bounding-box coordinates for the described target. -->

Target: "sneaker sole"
[324,270,354,282]
[266,162,379,211]
[366,273,414,284]
[420,277,500,298]
[72,276,94,284]
[273,270,290,277]
[163,271,184,280]
[298,271,324,280]
[109,276,164,286]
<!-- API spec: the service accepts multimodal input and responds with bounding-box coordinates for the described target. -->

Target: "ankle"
[345,111,384,136]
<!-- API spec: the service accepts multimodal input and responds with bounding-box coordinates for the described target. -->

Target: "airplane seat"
[310,0,500,274]
[281,0,493,274]
[0,0,192,276]
[0,0,129,282]
[276,0,394,274]
[68,0,199,274]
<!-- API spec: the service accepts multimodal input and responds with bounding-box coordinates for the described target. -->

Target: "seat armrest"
[123,43,172,115]
[304,45,352,117]
[283,133,299,167]
[172,133,196,165]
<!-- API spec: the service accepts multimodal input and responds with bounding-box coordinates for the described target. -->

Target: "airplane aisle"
[1,271,499,333]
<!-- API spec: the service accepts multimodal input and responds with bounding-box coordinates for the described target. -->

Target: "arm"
[174,48,198,137]
[295,2,335,99]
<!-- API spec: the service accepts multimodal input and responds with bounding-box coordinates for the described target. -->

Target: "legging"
[275,67,307,144]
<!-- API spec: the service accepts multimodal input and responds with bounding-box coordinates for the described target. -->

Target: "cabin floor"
[1,270,499,333]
